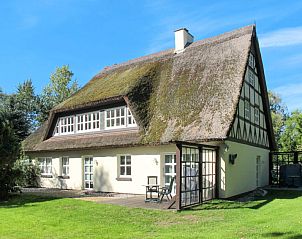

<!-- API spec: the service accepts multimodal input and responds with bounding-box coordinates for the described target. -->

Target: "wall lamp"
[229,154,238,165]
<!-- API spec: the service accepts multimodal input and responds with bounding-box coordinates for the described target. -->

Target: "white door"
[256,156,261,187]
[84,156,94,189]
[164,154,176,195]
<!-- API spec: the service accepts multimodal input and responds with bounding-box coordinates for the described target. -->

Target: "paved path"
[22,188,174,210]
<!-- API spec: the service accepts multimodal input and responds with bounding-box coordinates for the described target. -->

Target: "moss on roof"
[24,25,258,152]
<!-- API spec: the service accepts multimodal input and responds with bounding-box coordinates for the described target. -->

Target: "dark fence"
[270,151,302,186]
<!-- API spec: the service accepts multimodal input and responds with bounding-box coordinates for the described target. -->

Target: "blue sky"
[1,0,302,112]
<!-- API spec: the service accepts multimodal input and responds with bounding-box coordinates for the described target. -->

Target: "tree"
[37,65,79,124]
[280,110,302,151]
[0,109,20,200]
[15,80,38,133]
[268,91,288,150]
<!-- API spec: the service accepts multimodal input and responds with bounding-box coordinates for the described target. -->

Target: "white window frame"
[105,106,136,130]
[83,156,94,189]
[118,155,131,177]
[61,156,70,177]
[59,116,74,135]
[244,101,251,120]
[76,111,100,133]
[254,108,260,124]
[127,108,137,127]
[248,70,255,87]
[163,153,176,195]
[38,157,52,176]
[249,53,255,69]
[105,107,126,129]
[53,119,60,136]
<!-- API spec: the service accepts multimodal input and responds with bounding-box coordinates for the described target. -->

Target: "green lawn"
[0,190,302,239]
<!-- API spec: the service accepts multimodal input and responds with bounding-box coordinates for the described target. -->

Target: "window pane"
[121,118,125,126]
[116,118,120,126]
[120,166,125,175]
[165,155,172,163]
[126,156,131,164]
[120,156,125,165]
[126,166,131,175]
[165,165,172,173]
[121,108,125,116]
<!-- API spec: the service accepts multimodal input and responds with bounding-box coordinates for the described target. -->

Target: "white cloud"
[259,26,302,48]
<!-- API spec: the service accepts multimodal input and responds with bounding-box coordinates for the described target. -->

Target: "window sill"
[116,177,132,181]
[58,176,70,179]
[41,175,53,178]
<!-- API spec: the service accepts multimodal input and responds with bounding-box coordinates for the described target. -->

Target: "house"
[23,25,275,209]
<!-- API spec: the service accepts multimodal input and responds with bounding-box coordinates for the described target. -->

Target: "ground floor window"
[38,157,52,176]
[62,157,70,177]
[84,156,93,189]
[119,155,131,177]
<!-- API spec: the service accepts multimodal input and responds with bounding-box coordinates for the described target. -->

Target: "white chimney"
[174,28,194,54]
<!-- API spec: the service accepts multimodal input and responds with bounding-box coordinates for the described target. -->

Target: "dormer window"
[77,111,100,133]
[106,107,126,129]
[53,106,137,136]
[105,106,136,129]
[60,116,74,135]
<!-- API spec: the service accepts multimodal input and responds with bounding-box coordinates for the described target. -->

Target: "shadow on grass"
[262,232,302,239]
[0,194,59,209]
[188,190,302,211]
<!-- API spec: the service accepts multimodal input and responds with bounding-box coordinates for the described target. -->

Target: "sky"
[0,0,302,112]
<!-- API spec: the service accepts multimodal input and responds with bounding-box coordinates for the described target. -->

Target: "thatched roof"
[24,25,262,152]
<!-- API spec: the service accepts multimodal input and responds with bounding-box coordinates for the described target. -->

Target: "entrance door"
[84,156,93,189]
[256,156,261,187]
[164,154,176,195]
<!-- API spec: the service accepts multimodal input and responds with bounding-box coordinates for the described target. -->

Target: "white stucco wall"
[218,140,270,198]
[29,140,270,198]
[29,144,176,194]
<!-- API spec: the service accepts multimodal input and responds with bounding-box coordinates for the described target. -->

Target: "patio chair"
[159,176,176,202]
[145,176,159,202]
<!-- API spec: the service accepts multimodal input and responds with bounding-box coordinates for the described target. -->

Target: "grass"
[0,190,302,239]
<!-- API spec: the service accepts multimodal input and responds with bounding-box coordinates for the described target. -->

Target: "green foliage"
[15,80,38,133]
[0,110,21,200]
[37,65,79,123]
[0,165,23,200]
[0,110,19,167]
[14,151,40,188]
[268,91,288,149]
[280,110,302,151]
